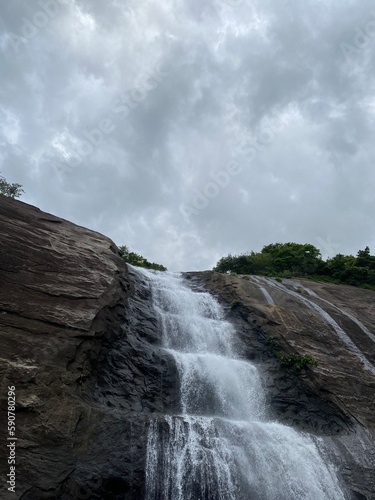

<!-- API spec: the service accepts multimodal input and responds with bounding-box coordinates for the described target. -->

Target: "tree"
[261,242,322,275]
[213,253,254,274]
[213,243,323,276]
[0,173,24,198]
[356,246,375,270]
[321,254,355,283]
[118,245,167,271]
[213,243,375,290]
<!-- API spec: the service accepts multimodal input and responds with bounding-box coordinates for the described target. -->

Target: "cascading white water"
[139,269,346,500]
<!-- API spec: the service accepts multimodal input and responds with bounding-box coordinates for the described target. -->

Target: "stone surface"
[0,196,177,499]
[185,271,375,499]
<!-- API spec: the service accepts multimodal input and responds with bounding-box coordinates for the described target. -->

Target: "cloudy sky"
[1,0,375,271]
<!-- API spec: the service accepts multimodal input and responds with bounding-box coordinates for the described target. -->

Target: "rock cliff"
[0,195,177,499]
[1,195,375,499]
[185,271,375,499]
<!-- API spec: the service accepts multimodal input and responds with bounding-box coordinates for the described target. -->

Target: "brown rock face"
[0,195,178,499]
[185,271,375,499]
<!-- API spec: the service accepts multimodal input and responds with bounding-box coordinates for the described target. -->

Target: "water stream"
[139,269,346,500]
[255,276,375,377]
[297,283,375,345]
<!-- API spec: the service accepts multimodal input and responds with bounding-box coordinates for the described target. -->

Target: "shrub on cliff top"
[0,173,24,198]
[118,245,167,271]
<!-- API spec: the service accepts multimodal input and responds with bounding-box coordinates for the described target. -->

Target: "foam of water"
[138,269,345,499]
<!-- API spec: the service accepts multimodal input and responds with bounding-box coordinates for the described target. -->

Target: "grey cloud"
[1,0,375,270]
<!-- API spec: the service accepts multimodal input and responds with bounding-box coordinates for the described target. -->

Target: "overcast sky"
[1,0,375,271]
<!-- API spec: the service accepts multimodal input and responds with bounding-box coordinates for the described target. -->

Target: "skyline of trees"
[214,243,375,290]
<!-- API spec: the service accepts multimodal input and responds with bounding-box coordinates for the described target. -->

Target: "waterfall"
[138,269,346,500]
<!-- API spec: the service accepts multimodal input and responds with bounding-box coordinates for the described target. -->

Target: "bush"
[274,351,318,370]
[0,173,23,198]
[118,245,167,271]
[265,336,279,347]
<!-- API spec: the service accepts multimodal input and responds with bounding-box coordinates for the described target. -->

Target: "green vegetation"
[214,243,323,276]
[264,335,317,370]
[229,300,240,309]
[265,336,280,347]
[120,326,128,337]
[213,242,375,290]
[274,351,318,370]
[118,245,167,271]
[0,173,23,198]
